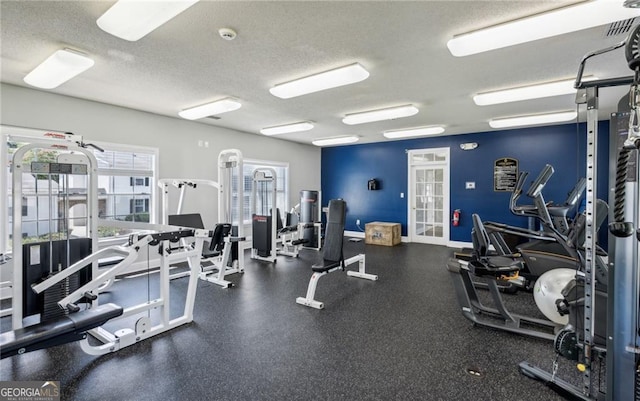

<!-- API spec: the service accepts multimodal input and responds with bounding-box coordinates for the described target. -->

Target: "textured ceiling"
[1,1,639,146]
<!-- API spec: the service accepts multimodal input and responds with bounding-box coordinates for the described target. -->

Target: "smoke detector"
[218,28,237,41]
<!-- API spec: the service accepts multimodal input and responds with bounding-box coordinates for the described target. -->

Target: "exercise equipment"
[482,165,608,290]
[1,226,210,358]
[296,199,377,309]
[250,168,278,263]
[447,214,562,340]
[9,133,101,330]
[532,268,575,325]
[299,190,322,250]
[158,173,245,288]
[520,24,640,401]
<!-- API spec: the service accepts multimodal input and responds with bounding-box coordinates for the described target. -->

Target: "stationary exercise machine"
[1,226,210,358]
[9,133,101,330]
[520,23,640,401]
[158,174,244,288]
[296,199,378,309]
[251,167,278,263]
[447,214,563,340]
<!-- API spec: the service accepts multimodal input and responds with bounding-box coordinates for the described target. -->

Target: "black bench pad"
[1,303,123,358]
[312,260,341,273]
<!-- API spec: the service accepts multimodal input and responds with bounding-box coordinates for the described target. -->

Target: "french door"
[408,148,450,245]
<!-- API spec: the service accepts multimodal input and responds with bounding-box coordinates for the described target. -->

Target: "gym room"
[1,1,639,400]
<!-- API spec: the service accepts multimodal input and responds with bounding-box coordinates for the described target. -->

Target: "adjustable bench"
[0,303,123,359]
[296,199,378,309]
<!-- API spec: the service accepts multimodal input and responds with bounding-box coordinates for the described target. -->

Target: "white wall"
[1,83,321,226]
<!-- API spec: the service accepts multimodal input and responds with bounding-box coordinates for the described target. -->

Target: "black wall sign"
[494,158,519,192]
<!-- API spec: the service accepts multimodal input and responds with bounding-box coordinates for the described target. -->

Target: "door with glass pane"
[409,148,449,245]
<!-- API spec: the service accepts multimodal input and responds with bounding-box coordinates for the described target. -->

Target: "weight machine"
[158,173,244,288]
[251,168,278,263]
[9,133,101,330]
[1,227,209,358]
[519,23,640,401]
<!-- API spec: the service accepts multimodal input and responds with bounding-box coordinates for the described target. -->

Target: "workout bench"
[296,199,378,309]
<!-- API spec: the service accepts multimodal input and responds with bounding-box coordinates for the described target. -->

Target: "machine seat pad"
[471,256,521,277]
[0,303,123,355]
[312,260,341,273]
[202,247,222,259]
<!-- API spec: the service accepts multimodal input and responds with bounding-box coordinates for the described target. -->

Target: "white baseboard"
[345,230,365,238]
[344,230,410,243]
[448,240,472,249]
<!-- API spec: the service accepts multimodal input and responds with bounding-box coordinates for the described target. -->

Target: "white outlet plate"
[465,182,475,189]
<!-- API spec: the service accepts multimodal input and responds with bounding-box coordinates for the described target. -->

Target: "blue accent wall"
[321,122,610,245]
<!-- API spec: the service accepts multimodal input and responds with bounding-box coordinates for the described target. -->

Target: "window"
[2,126,158,251]
[96,148,155,225]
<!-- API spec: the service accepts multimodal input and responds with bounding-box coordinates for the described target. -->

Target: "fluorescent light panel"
[312,136,359,147]
[489,111,577,129]
[97,0,199,41]
[383,126,445,139]
[23,49,95,89]
[270,63,369,99]
[448,1,640,57]
[179,98,241,120]
[260,122,314,136]
[343,105,419,125]
[474,78,588,106]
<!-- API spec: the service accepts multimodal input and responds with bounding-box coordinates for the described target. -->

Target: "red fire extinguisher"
[452,209,461,227]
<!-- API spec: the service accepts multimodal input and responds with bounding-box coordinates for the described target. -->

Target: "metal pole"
[582,86,599,397]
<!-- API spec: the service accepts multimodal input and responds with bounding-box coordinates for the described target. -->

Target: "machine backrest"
[274,208,283,231]
[168,213,205,229]
[208,223,232,253]
[323,199,346,263]
[471,214,490,258]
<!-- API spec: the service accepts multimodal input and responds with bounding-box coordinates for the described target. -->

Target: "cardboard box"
[365,222,401,246]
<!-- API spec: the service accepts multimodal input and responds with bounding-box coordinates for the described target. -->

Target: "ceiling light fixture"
[269,63,369,99]
[178,98,242,120]
[97,0,199,41]
[312,136,359,147]
[260,122,314,136]
[474,78,598,106]
[383,126,445,139]
[23,49,95,89]
[342,105,419,125]
[489,111,577,129]
[447,1,640,57]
